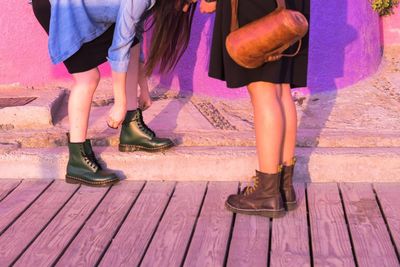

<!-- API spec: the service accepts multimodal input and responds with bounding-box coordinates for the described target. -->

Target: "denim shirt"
[45,0,154,72]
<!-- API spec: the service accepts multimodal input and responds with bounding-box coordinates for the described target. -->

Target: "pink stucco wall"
[0,1,396,97]
[0,2,68,85]
[381,6,400,45]
[0,2,110,86]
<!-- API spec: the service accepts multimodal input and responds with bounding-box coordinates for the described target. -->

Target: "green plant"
[370,0,399,16]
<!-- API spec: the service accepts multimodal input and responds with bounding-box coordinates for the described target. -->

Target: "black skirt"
[32,0,139,74]
[209,0,310,88]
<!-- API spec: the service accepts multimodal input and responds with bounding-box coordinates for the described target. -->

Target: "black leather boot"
[119,109,174,152]
[83,139,103,169]
[66,141,119,187]
[67,133,102,169]
[281,157,297,211]
[225,168,285,218]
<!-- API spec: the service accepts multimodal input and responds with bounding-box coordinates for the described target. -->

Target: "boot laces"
[137,115,155,138]
[244,176,259,196]
[84,156,99,170]
[80,148,99,171]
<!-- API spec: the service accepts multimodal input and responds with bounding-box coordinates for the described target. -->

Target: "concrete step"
[2,129,400,148]
[0,87,66,130]
[0,146,399,182]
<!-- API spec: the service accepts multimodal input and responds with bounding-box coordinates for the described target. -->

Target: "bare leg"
[247,81,284,173]
[126,44,140,111]
[280,83,297,165]
[138,62,153,110]
[68,68,100,143]
[108,44,139,129]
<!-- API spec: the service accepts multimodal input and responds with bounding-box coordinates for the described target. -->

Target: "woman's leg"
[66,68,119,186]
[126,44,140,111]
[279,83,297,164]
[225,81,285,218]
[247,81,284,173]
[68,68,100,142]
[278,83,298,210]
[118,44,174,152]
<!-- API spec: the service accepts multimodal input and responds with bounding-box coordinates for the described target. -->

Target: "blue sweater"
[46,0,154,72]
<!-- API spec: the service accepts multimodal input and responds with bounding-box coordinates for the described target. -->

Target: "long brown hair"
[145,0,197,75]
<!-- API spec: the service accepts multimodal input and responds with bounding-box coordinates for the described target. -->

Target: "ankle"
[257,165,283,175]
[69,139,85,144]
[282,156,296,166]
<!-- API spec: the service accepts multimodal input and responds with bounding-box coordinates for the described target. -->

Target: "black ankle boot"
[66,141,119,186]
[119,109,174,152]
[281,157,297,211]
[225,168,285,218]
[67,133,102,169]
[83,139,103,169]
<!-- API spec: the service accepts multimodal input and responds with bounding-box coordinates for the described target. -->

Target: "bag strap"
[230,0,286,32]
[276,0,286,9]
[230,0,239,31]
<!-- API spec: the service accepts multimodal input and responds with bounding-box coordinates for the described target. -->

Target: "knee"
[85,70,100,89]
[73,70,100,93]
[280,84,294,101]
[247,82,280,104]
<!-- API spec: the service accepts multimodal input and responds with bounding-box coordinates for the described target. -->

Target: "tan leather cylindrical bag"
[226,0,309,69]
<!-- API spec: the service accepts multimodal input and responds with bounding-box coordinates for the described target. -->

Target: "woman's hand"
[265,55,282,62]
[107,103,127,129]
[139,91,152,111]
[200,0,216,13]
[109,71,127,129]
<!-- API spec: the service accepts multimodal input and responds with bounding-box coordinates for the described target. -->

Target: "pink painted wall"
[0,2,110,86]
[0,2,68,85]
[381,6,400,45]
[0,1,396,97]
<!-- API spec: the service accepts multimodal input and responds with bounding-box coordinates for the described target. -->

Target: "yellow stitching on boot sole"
[65,175,118,185]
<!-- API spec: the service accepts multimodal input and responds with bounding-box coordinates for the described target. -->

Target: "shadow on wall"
[307,0,358,93]
[299,0,360,182]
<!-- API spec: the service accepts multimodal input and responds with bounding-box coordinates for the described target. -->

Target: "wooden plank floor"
[0,180,399,267]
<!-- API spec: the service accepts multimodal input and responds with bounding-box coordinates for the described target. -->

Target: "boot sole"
[225,202,285,218]
[285,201,298,211]
[65,175,119,187]
[118,143,174,153]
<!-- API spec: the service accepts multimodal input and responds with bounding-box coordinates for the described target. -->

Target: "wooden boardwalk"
[0,179,399,267]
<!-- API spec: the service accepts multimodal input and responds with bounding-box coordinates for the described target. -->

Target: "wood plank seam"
[180,181,210,266]
[223,183,241,267]
[94,181,147,266]
[372,186,400,263]
[52,185,114,265]
[304,183,314,267]
[137,182,178,266]
[337,184,360,267]
[266,217,273,267]
[9,183,81,265]
[0,180,22,203]
[0,179,54,236]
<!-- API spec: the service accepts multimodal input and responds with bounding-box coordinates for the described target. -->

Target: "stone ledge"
[0,146,399,182]
[0,87,66,129]
[1,129,399,149]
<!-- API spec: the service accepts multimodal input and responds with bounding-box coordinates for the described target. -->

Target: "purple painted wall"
[306,0,382,93]
[0,1,389,97]
[154,0,383,97]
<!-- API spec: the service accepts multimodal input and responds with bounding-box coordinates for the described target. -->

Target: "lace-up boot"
[67,133,102,169]
[119,109,174,152]
[281,157,297,211]
[66,141,119,186]
[225,168,285,218]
